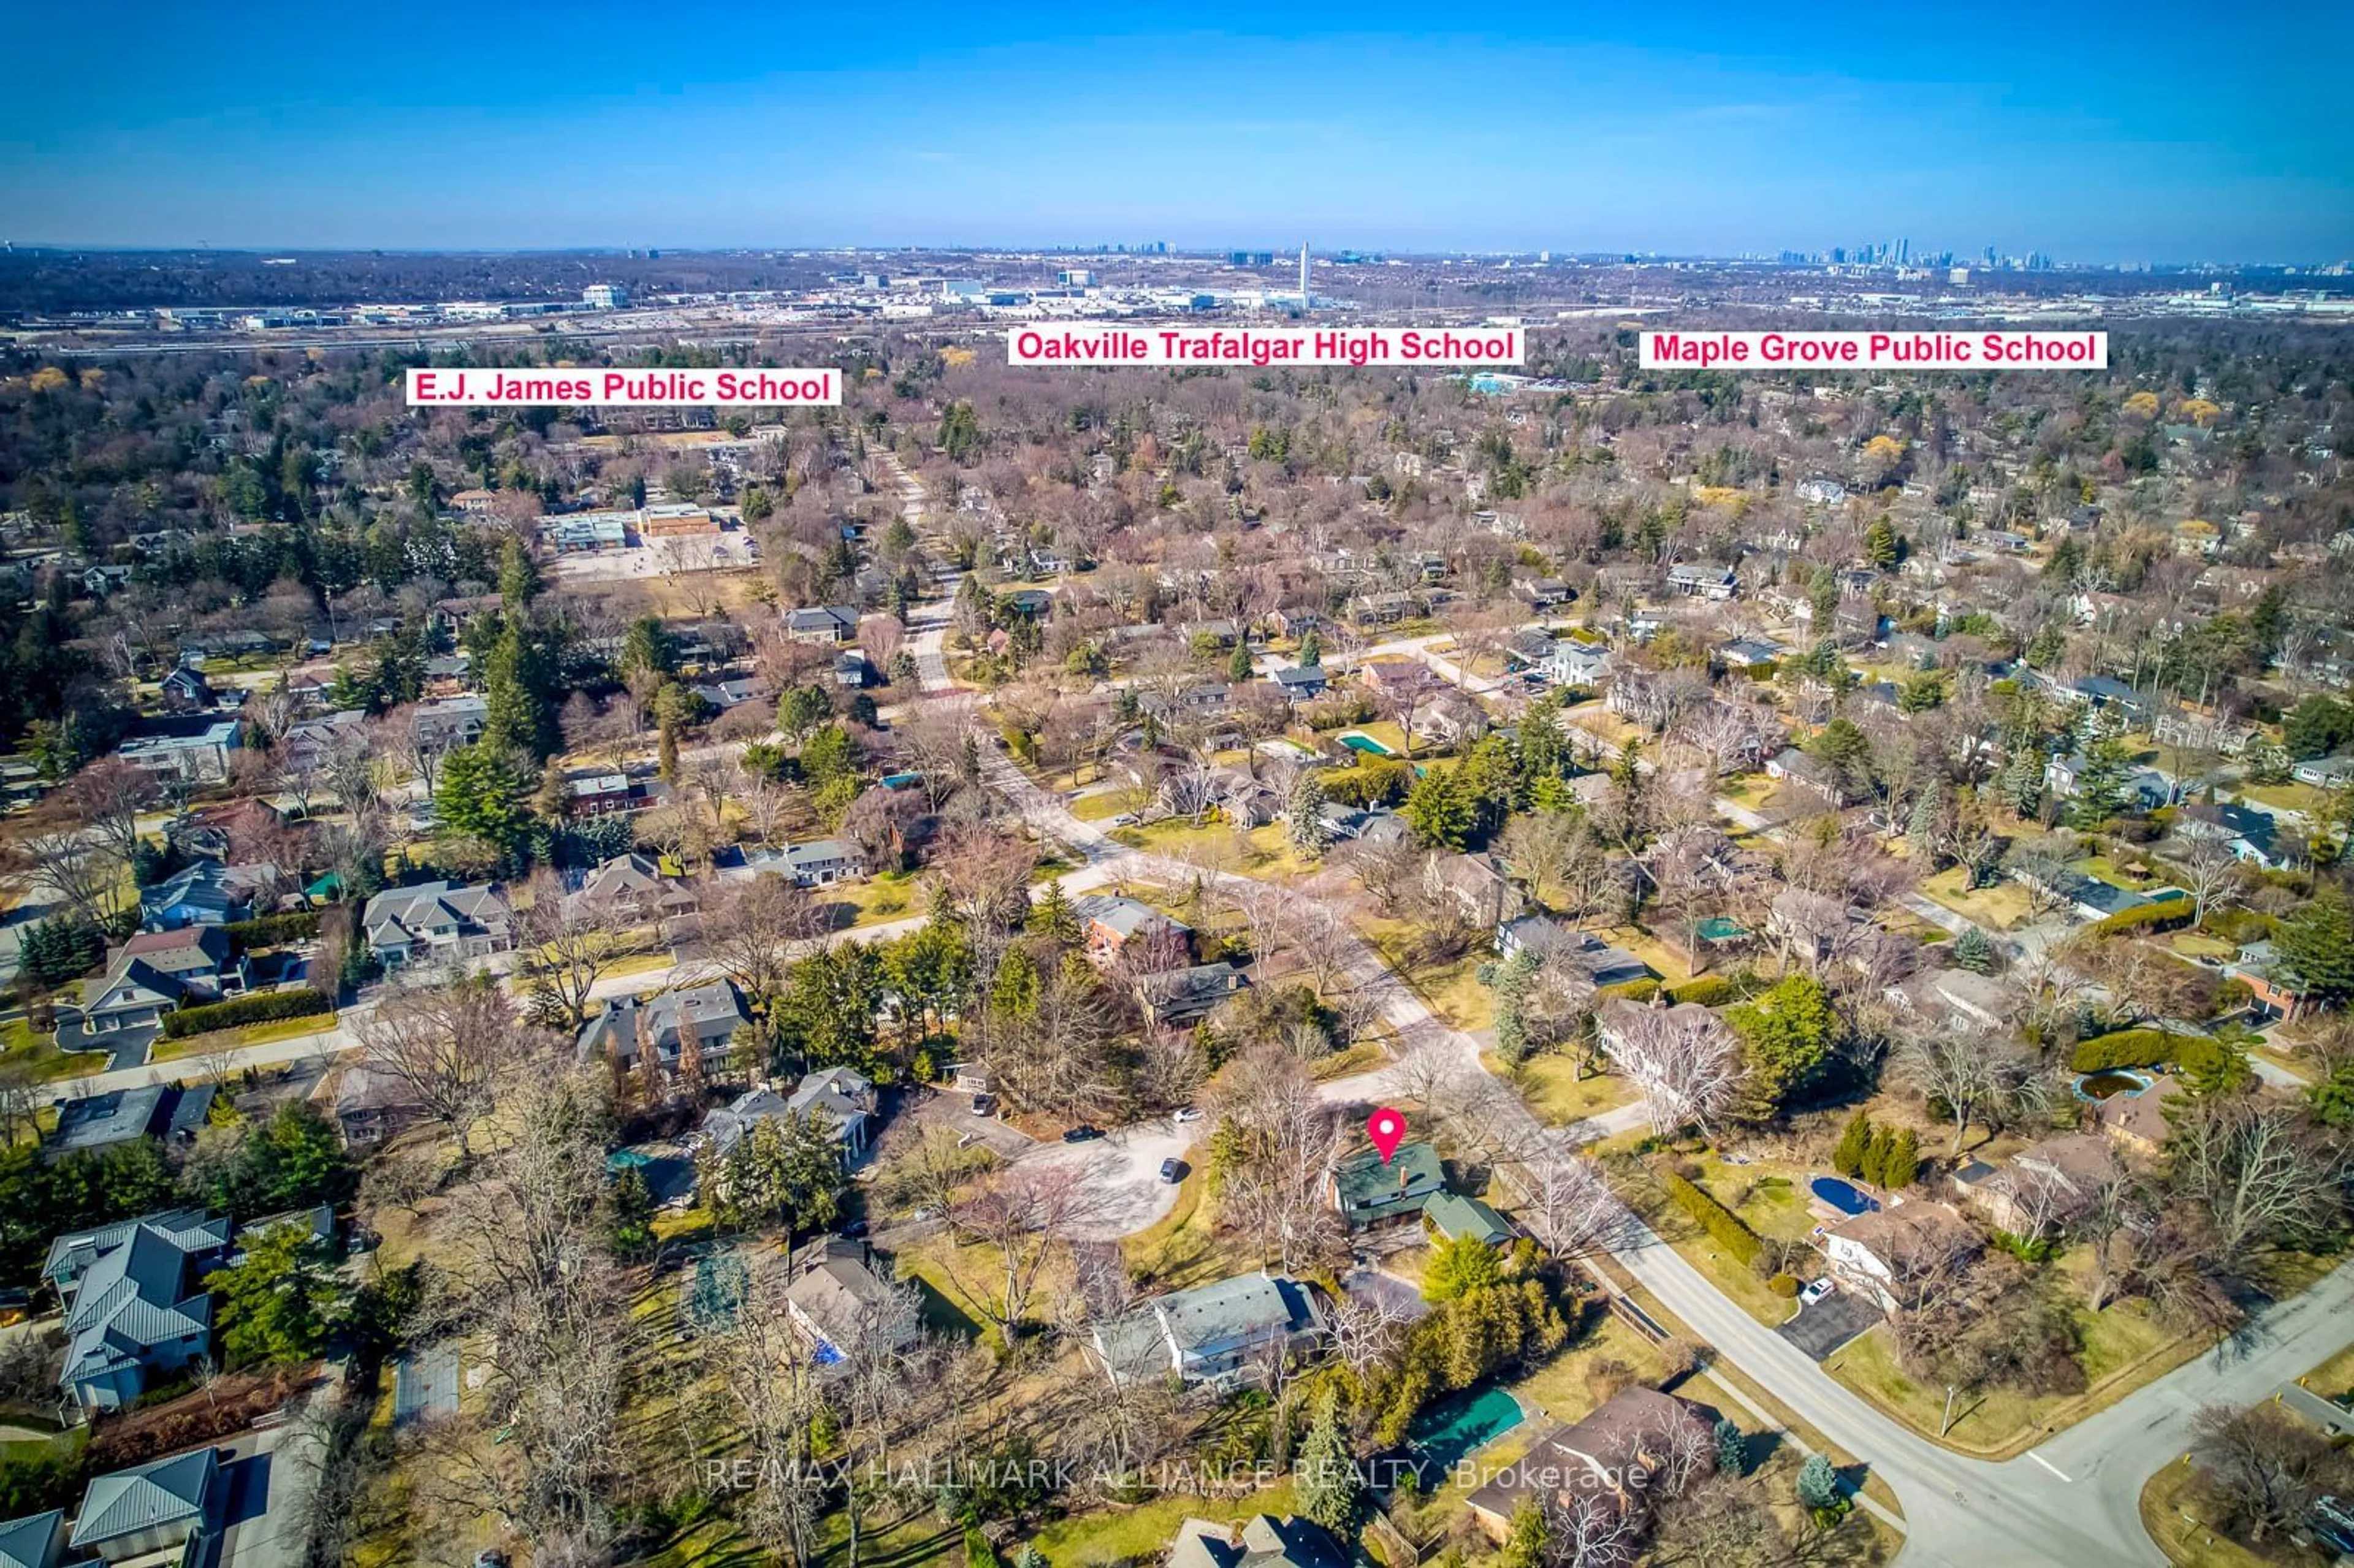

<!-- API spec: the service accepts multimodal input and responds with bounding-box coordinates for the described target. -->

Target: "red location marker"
[1366,1107,1408,1164]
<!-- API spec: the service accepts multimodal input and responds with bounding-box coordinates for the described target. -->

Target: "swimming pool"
[2075,1069,2154,1102]
[1338,731,1395,758]
[1810,1176,1880,1217]
[1409,1385,1526,1472]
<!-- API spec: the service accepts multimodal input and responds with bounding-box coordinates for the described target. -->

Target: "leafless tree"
[2168,834,2245,926]
[1500,1142,1624,1260]
[1206,1045,1348,1276]
[1890,1025,2047,1157]
[7,823,116,924]
[938,1161,1119,1348]
[701,874,827,1003]
[2187,1402,2354,1546]
[352,975,550,1159]
[61,758,157,885]
[1598,1000,1740,1136]
[1539,1490,1642,1568]
[512,869,652,1031]
[2165,1096,2352,1268]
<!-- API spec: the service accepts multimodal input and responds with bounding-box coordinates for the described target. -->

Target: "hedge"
[221,911,322,951]
[159,989,332,1040]
[2069,1027,2243,1081]
[2083,899,2195,938]
[1659,1168,1762,1267]
[1597,975,1749,1008]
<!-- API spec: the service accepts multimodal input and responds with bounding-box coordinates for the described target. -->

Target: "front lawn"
[1920,866,2035,931]
[1491,1051,1636,1128]
[1024,1482,1301,1566]
[0,1016,110,1082]
[1359,916,1494,1034]
[150,1010,341,1064]
[1110,819,1316,880]
[2140,1454,2316,1568]
[816,870,920,927]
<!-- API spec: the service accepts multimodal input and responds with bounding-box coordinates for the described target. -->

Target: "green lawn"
[1509,1311,1670,1423]
[1,1017,111,1083]
[816,871,920,928]
[1110,819,1316,880]
[1121,1170,1264,1292]
[1493,1051,1636,1127]
[150,1010,341,1064]
[1606,1159,1798,1326]
[2232,781,2331,818]
[2074,855,2165,892]
[1024,1482,1301,1566]
[1360,916,1494,1034]
[2141,1455,2316,1568]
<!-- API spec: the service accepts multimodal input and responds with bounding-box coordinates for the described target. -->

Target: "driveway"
[1775,1288,1880,1361]
[1016,1117,1199,1240]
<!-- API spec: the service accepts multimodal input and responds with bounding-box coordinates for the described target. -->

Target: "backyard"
[1919,866,2036,931]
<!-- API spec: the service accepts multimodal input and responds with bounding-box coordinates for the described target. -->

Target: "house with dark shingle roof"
[82,927,249,1034]
[1326,1141,1447,1230]
[43,1085,215,1163]
[1467,1387,1713,1540]
[1168,1514,1345,1568]
[67,1448,218,1560]
[361,880,514,969]
[577,980,748,1075]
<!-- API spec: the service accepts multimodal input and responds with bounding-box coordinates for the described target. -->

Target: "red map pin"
[1367,1107,1408,1163]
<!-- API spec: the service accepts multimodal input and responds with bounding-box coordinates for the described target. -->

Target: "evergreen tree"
[1725,975,1838,1118]
[1298,627,1322,668]
[1832,1109,1872,1178]
[436,743,532,853]
[1491,950,1539,1066]
[1295,1387,1362,1534]
[1403,766,1477,850]
[497,538,541,606]
[1714,1417,1748,1477]
[1027,878,1082,945]
[1865,516,1900,569]
[1499,1501,1547,1568]
[1227,641,1254,683]
[1954,926,1993,974]
[205,1224,348,1367]
[1287,770,1331,858]
[1881,1126,1919,1189]
[1859,1126,1894,1188]
[1795,1453,1842,1513]
[1423,1235,1503,1302]
[2066,736,2137,827]
[1996,745,2044,818]
[2278,892,2354,1007]
[1906,784,1943,844]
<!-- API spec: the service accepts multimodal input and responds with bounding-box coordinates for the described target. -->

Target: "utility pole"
[1940,1383,1959,1436]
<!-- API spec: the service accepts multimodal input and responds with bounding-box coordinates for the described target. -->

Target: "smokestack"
[1299,242,1310,307]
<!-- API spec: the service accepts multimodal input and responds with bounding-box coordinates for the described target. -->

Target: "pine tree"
[1882,1126,1919,1189]
[1859,1126,1894,1189]
[1795,1453,1842,1512]
[1865,516,1900,569]
[1227,641,1254,683]
[1832,1109,1872,1179]
[1295,1386,1362,1534]
[1714,1417,1747,1478]
[1491,950,1539,1065]
[1906,785,1943,845]
[1298,626,1322,668]
[1996,745,2044,818]
[1027,878,1082,945]
[1954,926,1993,974]
[1286,771,1331,858]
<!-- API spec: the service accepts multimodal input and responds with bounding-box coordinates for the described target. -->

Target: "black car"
[1062,1125,1105,1143]
[1158,1158,1186,1184]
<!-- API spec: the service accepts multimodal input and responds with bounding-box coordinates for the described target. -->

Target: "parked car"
[837,1218,870,1239]
[1111,812,1138,826]
[1799,1278,1835,1306]
[1172,1106,1203,1123]
[970,1094,994,1116]
[1158,1158,1186,1184]
[1062,1125,1105,1143]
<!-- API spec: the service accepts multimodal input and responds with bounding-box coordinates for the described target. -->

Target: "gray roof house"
[137,860,249,931]
[1091,1272,1324,1388]
[779,839,864,888]
[1168,1515,1344,1568]
[44,1084,215,1163]
[82,927,250,1036]
[49,1214,230,1412]
[783,1245,917,1362]
[361,881,514,969]
[0,1510,64,1568]
[783,1067,877,1157]
[573,852,699,923]
[784,605,860,644]
[68,1448,218,1561]
[578,980,748,1074]
[1136,962,1245,1027]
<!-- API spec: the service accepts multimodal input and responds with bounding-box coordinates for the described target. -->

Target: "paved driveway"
[1016,1117,1200,1240]
[1775,1288,1880,1361]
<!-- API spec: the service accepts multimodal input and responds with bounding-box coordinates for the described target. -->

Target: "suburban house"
[780,839,864,888]
[1327,1140,1449,1231]
[44,1085,215,1163]
[1512,575,1571,610]
[360,880,515,969]
[1168,1515,1344,1568]
[1952,1133,2121,1235]
[783,1067,878,1159]
[1495,915,1652,987]
[158,665,215,713]
[574,852,700,924]
[1468,1387,1715,1540]
[137,859,265,931]
[2227,941,2312,1022]
[116,720,241,785]
[1135,962,1246,1027]
[0,1511,65,1568]
[330,1063,430,1149]
[1424,1191,1514,1247]
[2175,802,2282,868]
[2291,755,2354,790]
[784,605,860,644]
[1091,1272,1325,1389]
[2044,752,2173,810]
[2006,856,2173,924]
[410,694,490,751]
[1316,804,1409,846]
[1078,895,1191,967]
[1666,560,1739,598]
[1268,664,1329,702]
[1821,1200,1980,1311]
[2091,1073,2184,1154]
[1537,639,1612,689]
[1765,747,1845,804]
[80,929,250,1037]
[67,1448,219,1562]
[783,1243,917,1363]
[1596,997,1738,1083]
[577,981,749,1075]
[45,1211,232,1412]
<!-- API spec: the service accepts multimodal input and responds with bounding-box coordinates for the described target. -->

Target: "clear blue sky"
[6,0,2349,262]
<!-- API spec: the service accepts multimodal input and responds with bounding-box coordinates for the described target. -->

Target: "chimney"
[1398,1162,1411,1190]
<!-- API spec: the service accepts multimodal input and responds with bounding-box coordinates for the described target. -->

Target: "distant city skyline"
[6,1,2350,263]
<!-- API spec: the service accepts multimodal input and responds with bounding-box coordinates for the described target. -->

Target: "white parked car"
[1172,1106,1203,1123]
[1799,1278,1835,1307]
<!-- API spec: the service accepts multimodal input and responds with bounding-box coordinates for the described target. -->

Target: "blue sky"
[6,1,2349,261]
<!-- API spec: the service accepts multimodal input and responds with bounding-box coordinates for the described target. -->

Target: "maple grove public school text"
[1008,327,1523,368]
[405,368,842,406]
[1640,330,2108,370]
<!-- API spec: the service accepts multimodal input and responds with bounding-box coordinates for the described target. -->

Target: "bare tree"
[2169,834,2245,926]
[1597,999,1740,1136]
[352,975,550,1159]
[701,874,827,1003]
[2187,1402,2354,1546]
[1890,1025,2046,1157]
[512,868,650,1031]
[937,1161,1118,1348]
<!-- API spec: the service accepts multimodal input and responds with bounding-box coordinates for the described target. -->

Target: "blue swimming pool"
[1409,1386,1526,1472]
[1811,1176,1880,1217]
[1338,731,1395,757]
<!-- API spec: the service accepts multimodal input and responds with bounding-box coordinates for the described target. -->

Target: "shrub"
[2084,900,2195,938]
[1666,974,1742,1007]
[2068,1029,2184,1071]
[159,989,332,1039]
[1659,1168,1762,1267]
[221,911,322,951]
[1769,1273,1801,1298]
[1598,978,1662,1004]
